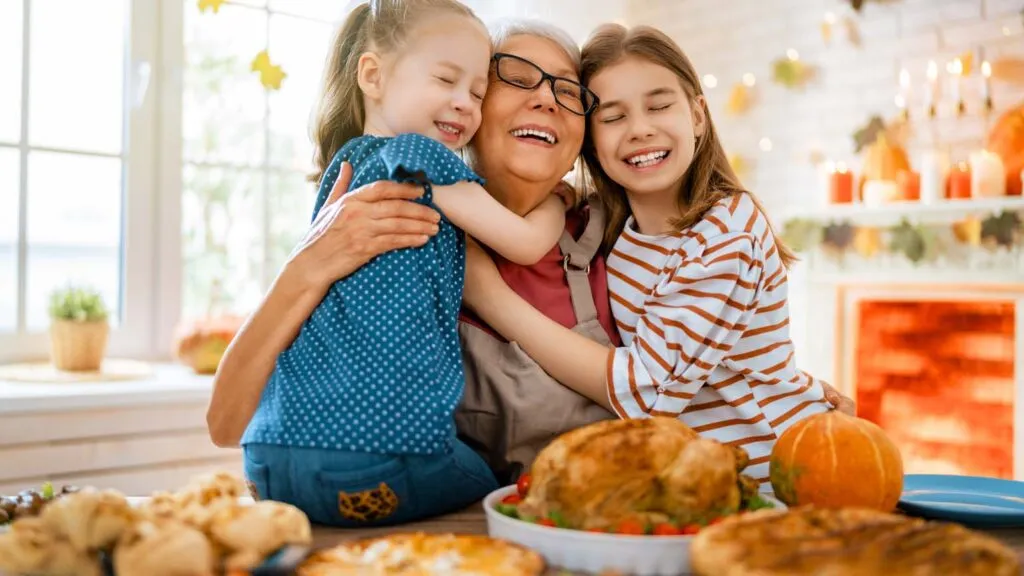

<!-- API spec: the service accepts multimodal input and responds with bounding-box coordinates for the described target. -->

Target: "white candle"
[969,149,1006,198]
[862,180,900,207]
[950,58,964,114]
[924,60,938,117]
[919,149,949,204]
[982,60,992,110]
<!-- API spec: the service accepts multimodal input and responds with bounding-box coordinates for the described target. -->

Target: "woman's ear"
[357,52,385,100]
[691,95,708,139]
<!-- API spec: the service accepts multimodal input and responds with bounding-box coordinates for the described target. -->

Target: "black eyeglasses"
[491,53,599,116]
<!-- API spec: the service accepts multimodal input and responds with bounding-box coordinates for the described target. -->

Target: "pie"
[297,533,545,575]
[690,506,1021,576]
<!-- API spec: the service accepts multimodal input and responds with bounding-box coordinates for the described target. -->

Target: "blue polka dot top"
[242,134,484,455]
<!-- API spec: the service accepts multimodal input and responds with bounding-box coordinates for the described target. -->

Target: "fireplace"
[835,285,1024,480]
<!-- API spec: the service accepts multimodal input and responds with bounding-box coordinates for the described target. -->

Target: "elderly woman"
[206,19,618,476]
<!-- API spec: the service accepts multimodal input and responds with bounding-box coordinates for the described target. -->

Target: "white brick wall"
[622,0,1024,214]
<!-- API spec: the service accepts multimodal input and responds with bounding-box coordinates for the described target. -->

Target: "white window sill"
[0,363,214,415]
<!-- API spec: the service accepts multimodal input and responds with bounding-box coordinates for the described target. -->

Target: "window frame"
[0,0,167,364]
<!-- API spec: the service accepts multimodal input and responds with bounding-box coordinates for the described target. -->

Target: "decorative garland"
[198,0,287,91]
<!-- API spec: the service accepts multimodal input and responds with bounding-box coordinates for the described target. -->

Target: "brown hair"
[309,0,481,184]
[580,24,796,267]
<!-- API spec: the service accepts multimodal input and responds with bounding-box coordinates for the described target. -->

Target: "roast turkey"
[518,417,758,530]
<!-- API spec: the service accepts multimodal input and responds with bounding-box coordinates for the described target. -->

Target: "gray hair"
[488,17,581,75]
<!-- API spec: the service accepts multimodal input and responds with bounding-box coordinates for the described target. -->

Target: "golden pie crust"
[298,533,545,575]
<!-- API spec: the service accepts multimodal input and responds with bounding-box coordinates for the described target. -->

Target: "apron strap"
[557,200,606,326]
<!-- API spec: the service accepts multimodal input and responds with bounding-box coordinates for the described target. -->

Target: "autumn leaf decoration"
[888,218,928,263]
[252,50,287,91]
[980,211,1022,249]
[771,56,815,89]
[198,0,226,14]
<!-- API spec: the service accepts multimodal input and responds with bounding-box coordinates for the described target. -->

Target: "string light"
[786,48,799,61]
[759,137,773,152]
[742,73,756,86]
[702,74,718,89]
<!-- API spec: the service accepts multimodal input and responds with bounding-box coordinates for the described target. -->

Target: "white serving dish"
[484,484,785,576]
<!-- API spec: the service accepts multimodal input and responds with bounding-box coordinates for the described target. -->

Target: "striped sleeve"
[607,231,765,419]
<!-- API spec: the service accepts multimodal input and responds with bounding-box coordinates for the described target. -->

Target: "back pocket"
[313,455,412,527]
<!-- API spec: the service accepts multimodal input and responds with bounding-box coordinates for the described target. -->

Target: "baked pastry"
[297,533,545,575]
[521,417,757,529]
[113,518,216,576]
[141,471,247,530]
[40,487,136,552]
[691,507,1021,576]
[0,517,103,576]
[207,500,312,569]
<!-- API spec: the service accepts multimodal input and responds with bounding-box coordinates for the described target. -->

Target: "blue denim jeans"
[242,438,498,527]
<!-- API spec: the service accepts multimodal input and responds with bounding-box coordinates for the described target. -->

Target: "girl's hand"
[822,382,856,415]
[286,162,441,291]
[462,237,510,317]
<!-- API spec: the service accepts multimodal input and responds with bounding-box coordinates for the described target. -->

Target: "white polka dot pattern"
[242,134,485,455]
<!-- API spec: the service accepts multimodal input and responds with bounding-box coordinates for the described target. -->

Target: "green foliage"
[48,285,109,323]
[781,218,823,253]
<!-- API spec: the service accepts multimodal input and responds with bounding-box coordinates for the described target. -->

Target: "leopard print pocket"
[337,482,400,522]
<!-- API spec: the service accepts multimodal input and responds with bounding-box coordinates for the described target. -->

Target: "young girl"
[462,24,835,489]
[241,0,567,526]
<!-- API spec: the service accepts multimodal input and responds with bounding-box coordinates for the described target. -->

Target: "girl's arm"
[433,182,565,265]
[462,232,765,417]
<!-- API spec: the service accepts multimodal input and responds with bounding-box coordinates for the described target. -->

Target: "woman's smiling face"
[588,55,705,198]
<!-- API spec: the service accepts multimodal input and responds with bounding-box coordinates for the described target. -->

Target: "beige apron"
[455,203,618,484]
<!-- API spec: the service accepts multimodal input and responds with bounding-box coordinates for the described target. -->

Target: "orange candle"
[897,170,920,201]
[829,162,854,203]
[947,162,971,199]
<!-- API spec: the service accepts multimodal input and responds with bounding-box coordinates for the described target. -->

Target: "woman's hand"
[822,382,856,415]
[286,162,442,291]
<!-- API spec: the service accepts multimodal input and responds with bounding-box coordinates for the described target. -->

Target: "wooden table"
[311,501,1024,574]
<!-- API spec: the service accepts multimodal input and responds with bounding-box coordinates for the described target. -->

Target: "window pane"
[267,171,315,279]
[268,14,332,170]
[0,0,22,144]
[29,0,125,154]
[183,3,268,166]
[0,149,19,332]
[25,151,122,330]
[268,0,345,21]
[182,165,265,321]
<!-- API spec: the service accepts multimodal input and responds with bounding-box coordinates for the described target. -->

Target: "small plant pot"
[49,319,110,372]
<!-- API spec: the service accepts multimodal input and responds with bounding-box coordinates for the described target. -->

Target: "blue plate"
[898,474,1024,527]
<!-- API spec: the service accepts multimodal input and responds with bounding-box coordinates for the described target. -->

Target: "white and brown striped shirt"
[604,193,832,485]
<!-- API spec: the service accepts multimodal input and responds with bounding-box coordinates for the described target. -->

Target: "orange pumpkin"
[769,411,904,511]
[986,102,1024,196]
[173,315,244,374]
[858,136,911,200]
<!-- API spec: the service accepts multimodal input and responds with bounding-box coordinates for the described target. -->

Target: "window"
[177,1,339,322]
[0,0,160,363]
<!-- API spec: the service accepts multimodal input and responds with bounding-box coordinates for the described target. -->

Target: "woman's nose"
[527,81,558,113]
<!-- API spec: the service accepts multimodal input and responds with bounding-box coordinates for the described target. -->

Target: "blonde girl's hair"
[309,0,481,184]
[580,24,796,267]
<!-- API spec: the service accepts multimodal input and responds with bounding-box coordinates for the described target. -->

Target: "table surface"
[310,501,1024,574]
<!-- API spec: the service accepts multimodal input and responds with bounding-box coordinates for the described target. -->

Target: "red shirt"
[459,205,621,346]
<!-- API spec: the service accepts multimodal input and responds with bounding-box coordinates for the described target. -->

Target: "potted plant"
[48,285,110,372]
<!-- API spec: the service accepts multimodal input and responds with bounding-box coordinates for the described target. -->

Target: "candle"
[982,60,992,112]
[919,149,949,204]
[969,149,1006,198]
[948,162,971,199]
[924,60,938,118]
[828,162,854,203]
[862,180,900,207]
[949,58,964,116]
[899,68,910,121]
[897,170,920,201]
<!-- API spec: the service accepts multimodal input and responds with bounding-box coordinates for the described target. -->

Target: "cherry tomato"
[681,524,701,535]
[516,473,532,497]
[614,519,647,535]
[536,517,557,527]
[652,523,683,536]
[501,493,522,505]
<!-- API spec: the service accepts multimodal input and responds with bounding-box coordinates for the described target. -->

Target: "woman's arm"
[206,163,441,447]
[462,238,614,410]
[433,182,565,265]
